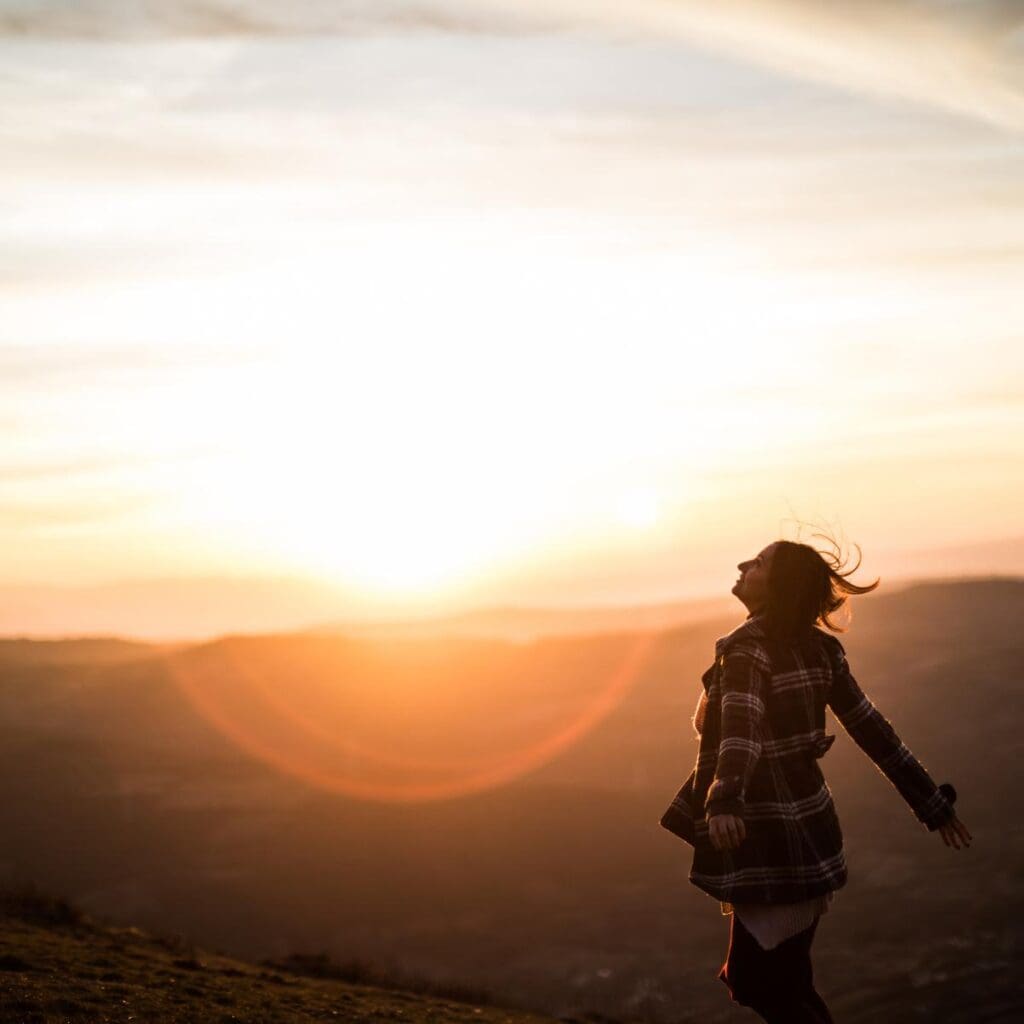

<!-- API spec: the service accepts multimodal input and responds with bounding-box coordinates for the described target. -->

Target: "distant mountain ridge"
[0,548,1020,639]
[308,594,737,642]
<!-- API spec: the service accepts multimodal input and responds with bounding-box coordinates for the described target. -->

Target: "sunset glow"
[1,1,1022,633]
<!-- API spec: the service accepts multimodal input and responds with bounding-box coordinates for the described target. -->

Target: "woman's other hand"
[708,813,746,851]
[938,813,972,850]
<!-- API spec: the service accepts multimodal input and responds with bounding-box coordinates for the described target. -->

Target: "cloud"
[0,0,532,38]
[1,1,1021,133]
[0,496,148,529]
[0,343,267,382]
[0,456,149,484]
[641,0,1024,133]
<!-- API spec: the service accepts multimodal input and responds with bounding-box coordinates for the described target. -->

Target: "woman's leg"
[718,912,833,1024]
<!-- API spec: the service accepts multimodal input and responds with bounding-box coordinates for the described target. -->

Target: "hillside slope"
[0,900,557,1024]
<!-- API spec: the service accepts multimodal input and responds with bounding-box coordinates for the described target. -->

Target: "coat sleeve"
[825,638,956,831]
[704,642,769,818]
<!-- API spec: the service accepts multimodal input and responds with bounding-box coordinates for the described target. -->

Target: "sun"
[615,490,660,530]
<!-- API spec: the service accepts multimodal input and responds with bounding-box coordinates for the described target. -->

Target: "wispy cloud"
[0,0,531,38]
[2,2,1020,130]
[643,0,1024,133]
[0,496,148,530]
[0,343,268,382]
[0,456,146,484]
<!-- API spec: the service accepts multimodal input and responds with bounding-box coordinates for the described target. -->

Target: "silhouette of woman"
[660,537,972,1024]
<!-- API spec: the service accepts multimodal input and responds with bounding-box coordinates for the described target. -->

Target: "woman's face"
[732,542,778,614]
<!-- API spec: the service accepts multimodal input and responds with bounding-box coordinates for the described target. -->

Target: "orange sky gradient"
[1,0,1022,637]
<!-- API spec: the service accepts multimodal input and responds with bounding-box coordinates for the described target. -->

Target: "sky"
[1,0,1023,629]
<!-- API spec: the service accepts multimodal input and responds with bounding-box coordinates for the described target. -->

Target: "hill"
[0,890,556,1024]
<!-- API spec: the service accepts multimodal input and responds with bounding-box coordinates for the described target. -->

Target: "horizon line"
[1,571,1020,647]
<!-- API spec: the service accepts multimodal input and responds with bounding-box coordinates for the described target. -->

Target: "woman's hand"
[708,813,746,851]
[938,813,972,850]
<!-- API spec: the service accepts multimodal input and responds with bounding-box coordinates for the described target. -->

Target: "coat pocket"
[659,769,697,847]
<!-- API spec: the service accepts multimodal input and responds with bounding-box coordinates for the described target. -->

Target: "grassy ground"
[0,894,561,1024]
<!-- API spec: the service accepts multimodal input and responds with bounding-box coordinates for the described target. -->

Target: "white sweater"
[721,891,834,950]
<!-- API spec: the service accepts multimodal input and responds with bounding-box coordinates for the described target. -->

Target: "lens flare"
[169,632,657,802]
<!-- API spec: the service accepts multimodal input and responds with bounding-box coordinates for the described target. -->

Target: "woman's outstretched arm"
[826,640,963,835]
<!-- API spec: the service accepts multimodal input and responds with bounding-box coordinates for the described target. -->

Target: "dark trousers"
[718,912,834,1024]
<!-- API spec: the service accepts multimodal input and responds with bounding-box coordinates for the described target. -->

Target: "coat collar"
[714,614,767,660]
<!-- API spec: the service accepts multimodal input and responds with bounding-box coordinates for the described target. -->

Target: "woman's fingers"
[728,818,741,848]
[939,816,972,850]
[708,814,746,851]
[955,817,972,847]
[709,818,722,850]
[711,819,723,851]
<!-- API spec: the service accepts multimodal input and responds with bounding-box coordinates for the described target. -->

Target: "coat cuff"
[706,795,744,818]
[705,776,744,818]
[920,782,957,831]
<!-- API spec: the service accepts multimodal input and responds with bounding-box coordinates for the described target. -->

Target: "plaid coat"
[659,615,957,904]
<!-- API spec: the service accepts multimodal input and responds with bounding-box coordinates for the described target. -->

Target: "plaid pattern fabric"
[659,615,956,904]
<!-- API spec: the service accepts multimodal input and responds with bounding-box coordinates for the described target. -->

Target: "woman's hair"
[763,533,879,639]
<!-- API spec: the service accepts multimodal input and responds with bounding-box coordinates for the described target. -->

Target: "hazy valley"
[0,579,1019,1022]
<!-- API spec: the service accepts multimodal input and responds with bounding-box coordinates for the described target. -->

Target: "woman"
[660,538,972,1024]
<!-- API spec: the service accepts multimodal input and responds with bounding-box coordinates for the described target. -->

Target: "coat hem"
[688,872,847,905]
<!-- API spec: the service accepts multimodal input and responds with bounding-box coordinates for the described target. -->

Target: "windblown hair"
[763,533,879,640]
